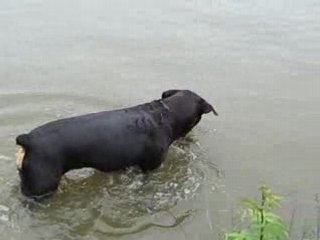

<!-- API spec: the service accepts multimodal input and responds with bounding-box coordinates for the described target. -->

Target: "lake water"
[0,0,319,239]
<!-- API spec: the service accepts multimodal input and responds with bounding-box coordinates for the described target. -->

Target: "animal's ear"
[161,89,180,99]
[201,99,218,116]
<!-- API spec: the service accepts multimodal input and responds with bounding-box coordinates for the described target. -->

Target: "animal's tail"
[16,134,31,149]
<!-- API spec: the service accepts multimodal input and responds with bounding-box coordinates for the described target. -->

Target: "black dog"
[15,89,218,198]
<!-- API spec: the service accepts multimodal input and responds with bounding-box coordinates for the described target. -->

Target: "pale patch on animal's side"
[16,147,25,170]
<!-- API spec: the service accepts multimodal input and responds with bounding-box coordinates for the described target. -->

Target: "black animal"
[16,89,218,199]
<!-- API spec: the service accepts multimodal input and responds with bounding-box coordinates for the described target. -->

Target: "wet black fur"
[16,89,218,198]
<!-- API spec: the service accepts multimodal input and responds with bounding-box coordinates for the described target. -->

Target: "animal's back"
[21,109,169,172]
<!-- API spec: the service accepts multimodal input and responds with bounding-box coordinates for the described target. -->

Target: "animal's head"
[16,134,62,200]
[161,89,218,137]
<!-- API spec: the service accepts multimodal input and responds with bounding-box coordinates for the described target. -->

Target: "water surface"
[0,0,319,239]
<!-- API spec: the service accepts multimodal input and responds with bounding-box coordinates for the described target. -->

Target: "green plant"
[225,184,288,240]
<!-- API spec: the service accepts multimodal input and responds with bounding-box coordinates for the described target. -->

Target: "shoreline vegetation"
[224,185,320,240]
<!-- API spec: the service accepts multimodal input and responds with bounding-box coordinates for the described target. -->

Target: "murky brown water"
[0,0,319,239]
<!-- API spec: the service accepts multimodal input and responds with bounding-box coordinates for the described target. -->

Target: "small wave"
[0,155,11,161]
[93,210,193,236]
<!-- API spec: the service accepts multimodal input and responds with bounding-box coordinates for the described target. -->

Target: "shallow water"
[0,0,319,239]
